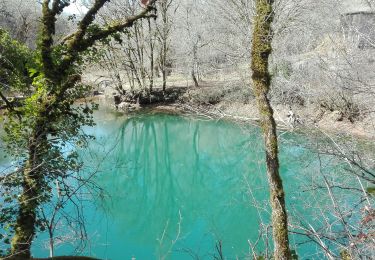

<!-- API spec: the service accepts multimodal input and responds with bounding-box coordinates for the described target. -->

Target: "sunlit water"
[1,109,354,259]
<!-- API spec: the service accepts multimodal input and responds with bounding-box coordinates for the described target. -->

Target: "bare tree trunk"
[148,19,154,92]
[250,0,291,259]
[49,230,54,258]
[191,68,199,88]
[162,40,167,91]
[192,44,199,87]
[156,0,173,92]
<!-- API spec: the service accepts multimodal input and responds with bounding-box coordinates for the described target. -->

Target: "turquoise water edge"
[1,109,350,259]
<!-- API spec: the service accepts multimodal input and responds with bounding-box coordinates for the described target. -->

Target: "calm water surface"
[14,109,334,259]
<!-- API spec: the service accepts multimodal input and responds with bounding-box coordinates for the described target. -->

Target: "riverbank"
[97,84,375,140]
[2,82,373,140]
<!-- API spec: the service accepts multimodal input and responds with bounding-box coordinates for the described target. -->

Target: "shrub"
[319,91,361,123]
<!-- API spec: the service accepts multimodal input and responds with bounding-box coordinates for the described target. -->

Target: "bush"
[181,84,253,105]
[319,92,361,123]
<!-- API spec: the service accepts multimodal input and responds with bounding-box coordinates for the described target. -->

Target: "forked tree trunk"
[250,0,291,259]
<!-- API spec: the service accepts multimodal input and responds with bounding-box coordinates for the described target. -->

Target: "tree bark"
[250,0,291,259]
[157,0,171,92]
[191,44,199,87]
[161,41,167,91]
[191,68,199,88]
[11,126,46,258]
[148,19,154,92]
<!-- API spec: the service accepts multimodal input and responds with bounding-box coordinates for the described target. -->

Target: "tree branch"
[51,0,71,16]
[65,0,109,50]
[61,0,157,48]
[0,84,22,119]
[0,88,13,110]
[57,0,157,78]
[79,12,158,52]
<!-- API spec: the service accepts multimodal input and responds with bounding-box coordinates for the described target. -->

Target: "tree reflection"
[85,113,269,258]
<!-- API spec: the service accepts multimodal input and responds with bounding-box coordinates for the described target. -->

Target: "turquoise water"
[3,110,344,259]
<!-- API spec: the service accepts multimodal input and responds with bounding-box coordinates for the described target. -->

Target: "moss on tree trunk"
[11,126,46,258]
[7,0,158,257]
[250,0,291,259]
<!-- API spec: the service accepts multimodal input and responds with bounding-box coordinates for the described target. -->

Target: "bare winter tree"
[0,0,39,47]
[98,0,158,94]
[155,0,175,92]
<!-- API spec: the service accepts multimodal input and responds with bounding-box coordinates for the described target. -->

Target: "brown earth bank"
[2,83,374,140]
[98,84,375,140]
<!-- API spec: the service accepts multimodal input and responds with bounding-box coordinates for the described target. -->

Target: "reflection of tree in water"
[2,111,349,258]
[87,114,273,256]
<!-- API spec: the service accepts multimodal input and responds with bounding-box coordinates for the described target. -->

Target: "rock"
[118,102,130,110]
[117,102,140,111]
[330,110,344,121]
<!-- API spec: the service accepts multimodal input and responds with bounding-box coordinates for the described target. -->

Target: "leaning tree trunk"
[11,127,46,258]
[250,1,291,259]
[7,0,159,257]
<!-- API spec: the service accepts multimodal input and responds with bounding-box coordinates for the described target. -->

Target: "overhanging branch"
[60,0,157,48]
[57,0,158,76]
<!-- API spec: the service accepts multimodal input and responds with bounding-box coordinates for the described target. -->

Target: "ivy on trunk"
[250,0,291,259]
[0,0,158,258]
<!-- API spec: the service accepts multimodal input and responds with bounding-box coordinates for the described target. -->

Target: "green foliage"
[0,27,99,255]
[340,250,351,260]
[0,28,34,93]
[1,0,156,256]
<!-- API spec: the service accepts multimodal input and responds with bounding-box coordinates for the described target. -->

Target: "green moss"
[340,250,351,260]
[366,187,375,196]
[250,1,291,259]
